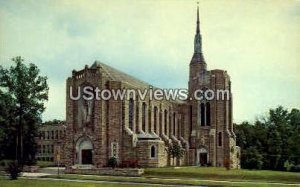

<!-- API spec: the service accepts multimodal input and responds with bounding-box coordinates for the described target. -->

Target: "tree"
[241,146,263,169]
[0,90,17,160]
[0,56,49,165]
[265,126,282,170]
[43,119,65,126]
[236,106,300,171]
[108,157,118,169]
[168,143,185,166]
[288,109,300,165]
[6,161,21,180]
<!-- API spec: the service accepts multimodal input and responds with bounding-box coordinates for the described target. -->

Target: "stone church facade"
[63,7,240,169]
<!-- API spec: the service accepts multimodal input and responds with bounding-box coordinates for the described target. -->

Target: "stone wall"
[136,140,167,167]
[62,61,240,169]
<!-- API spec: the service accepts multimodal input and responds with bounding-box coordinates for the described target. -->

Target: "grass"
[43,174,225,186]
[0,177,146,187]
[36,161,55,168]
[1,167,300,187]
[41,171,300,187]
[145,167,300,183]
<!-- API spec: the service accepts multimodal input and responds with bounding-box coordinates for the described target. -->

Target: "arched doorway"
[76,138,93,165]
[196,148,208,166]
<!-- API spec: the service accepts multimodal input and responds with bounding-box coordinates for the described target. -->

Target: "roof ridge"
[95,61,151,88]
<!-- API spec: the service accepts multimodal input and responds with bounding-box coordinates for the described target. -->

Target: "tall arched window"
[135,100,139,132]
[200,103,205,126]
[178,117,182,137]
[206,102,211,126]
[154,106,158,133]
[150,145,156,158]
[190,105,193,132]
[173,112,176,136]
[142,102,146,132]
[169,112,172,136]
[159,110,162,135]
[218,132,222,146]
[129,98,134,130]
[78,84,95,129]
[164,110,168,135]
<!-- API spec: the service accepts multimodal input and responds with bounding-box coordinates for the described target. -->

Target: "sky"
[0,0,299,123]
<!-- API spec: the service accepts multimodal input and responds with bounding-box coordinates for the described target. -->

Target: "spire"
[191,2,205,64]
[196,5,200,34]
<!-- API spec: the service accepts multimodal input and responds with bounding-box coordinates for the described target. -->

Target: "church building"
[62,6,240,169]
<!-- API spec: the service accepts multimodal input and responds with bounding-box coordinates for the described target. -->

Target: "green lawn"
[0,177,146,187]
[43,174,227,186]
[1,167,300,187]
[36,161,55,168]
[41,167,300,187]
[145,167,300,183]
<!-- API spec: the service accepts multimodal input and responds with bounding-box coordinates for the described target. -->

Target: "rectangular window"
[111,142,119,158]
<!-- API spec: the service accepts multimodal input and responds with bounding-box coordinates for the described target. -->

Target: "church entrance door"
[196,147,209,166]
[76,137,93,165]
[199,153,208,166]
[81,149,93,164]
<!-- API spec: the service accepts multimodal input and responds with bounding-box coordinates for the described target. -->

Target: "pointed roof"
[90,61,184,104]
[191,4,205,64]
[92,61,150,88]
[196,5,200,34]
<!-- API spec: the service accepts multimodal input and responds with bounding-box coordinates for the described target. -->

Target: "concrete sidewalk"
[21,172,51,177]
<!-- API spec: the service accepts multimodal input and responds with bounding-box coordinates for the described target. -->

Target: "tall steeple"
[196,5,200,34]
[191,3,205,64]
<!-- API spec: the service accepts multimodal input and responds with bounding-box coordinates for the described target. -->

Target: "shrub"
[24,159,37,166]
[108,157,118,169]
[284,160,294,171]
[6,161,21,180]
[0,160,13,170]
[241,146,263,169]
[290,165,300,172]
[36,161,55,168]
[224,158,230,170]
[207,162,212,167]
